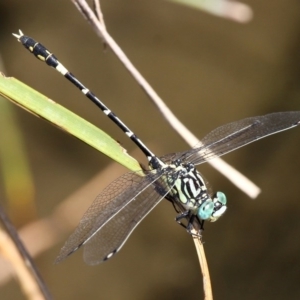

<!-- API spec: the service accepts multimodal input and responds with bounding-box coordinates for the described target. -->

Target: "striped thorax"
[150,157,227,223]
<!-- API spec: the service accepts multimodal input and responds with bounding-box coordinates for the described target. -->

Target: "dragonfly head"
[197,191,227,222]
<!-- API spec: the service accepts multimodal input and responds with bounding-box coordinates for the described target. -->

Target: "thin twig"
[93,0,106,29]
[0,204,52,300]
[71,0,260,199]
[92,0,107,49]
[192,234,213,300]
[171,198,213,298]
[189,219,213,300]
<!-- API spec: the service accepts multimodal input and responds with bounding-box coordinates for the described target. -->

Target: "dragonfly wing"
[159,152,178,164]
[55,170,164,263]
[83,172,177,265]
[179,111,300,165]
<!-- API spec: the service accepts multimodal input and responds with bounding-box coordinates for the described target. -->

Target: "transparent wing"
[159,151,177,164]
[83,172,177,265]
[55,170,165,263]
[161,111,300,165]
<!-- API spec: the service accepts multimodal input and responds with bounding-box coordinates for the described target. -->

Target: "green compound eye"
[198,200,214,220]
[216,191,227,205]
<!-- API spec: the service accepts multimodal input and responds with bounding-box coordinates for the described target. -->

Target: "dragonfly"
[14,30,300,265]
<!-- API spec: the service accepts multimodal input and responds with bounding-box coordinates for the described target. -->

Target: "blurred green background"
[1,0,300,299]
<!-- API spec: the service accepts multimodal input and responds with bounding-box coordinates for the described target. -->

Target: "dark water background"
[1,0,300,299]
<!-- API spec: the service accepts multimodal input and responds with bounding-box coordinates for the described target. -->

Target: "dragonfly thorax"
[166,162,227,222]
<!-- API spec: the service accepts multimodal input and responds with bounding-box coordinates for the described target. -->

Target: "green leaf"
[0,74,141,172]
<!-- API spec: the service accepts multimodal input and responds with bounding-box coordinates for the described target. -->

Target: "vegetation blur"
[0,0,300,299]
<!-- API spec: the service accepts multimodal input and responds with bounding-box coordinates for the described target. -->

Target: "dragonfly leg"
[175,212,205,239]
[175,210,190,229]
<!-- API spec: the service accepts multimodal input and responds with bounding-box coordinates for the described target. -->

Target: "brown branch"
[93,0,106,29]
[191,226,213,300]
[0,204,52,300]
